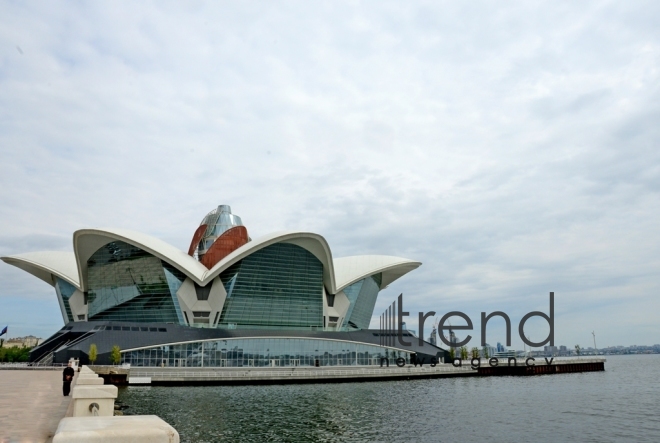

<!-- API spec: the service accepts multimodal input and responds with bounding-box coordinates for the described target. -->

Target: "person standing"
[62,362,75,396]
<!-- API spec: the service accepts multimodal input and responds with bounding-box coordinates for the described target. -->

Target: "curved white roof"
[3,228,420,295]
[73,228,208,289]
[333,255,422,292]
[205,231,337,291]
[0,251,80,289]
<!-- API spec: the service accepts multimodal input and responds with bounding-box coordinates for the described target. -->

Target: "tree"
[482,346,490,359]
[575,344,581,357]
[110,345,121,365]
[0,346,31,362]
[471,347,480,359]
[460,345,468,360]
[449,347,456,359]
[88,343,98,365]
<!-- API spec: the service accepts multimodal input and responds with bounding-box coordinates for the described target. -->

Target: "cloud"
[0,1,658,346]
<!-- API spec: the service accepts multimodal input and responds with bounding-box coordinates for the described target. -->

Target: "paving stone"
[0,370,73,443]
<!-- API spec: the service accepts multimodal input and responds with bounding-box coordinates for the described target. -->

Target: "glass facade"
[218,243,324,329]
[82,240,384,331]
[86,241,182,323]
[163,264,187,325]
[54,277,77,323]
[122,337,410,368]
[342,273,382,330]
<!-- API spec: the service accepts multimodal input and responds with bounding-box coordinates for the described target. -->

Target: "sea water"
[118,354,660,442]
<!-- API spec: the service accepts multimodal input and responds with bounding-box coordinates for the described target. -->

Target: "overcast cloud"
[1,1,658,349]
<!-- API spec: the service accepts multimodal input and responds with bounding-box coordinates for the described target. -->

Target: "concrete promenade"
[0,369,74,443]
[129,364,478,385]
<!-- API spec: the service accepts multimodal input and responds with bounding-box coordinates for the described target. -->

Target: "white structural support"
[175,276,226,327]
[53,416,179,443]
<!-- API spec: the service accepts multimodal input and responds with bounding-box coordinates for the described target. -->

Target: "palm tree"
[482,346,489,359]
[471,347,480,359]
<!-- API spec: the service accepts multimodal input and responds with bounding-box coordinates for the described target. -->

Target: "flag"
[0,326,7,337]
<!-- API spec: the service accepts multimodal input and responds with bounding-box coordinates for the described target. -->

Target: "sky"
[0,1,658,350]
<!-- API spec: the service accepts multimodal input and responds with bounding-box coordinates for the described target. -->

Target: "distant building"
[544,345,558,355]
[2,335,41,348]
[429,327,437,346]
[450,331,458,348]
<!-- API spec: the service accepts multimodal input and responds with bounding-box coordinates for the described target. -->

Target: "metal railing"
[132,365,475,379]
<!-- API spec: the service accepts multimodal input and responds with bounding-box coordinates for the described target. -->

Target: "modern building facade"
[2,205,446,366]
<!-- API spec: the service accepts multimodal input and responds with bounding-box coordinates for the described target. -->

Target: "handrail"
[131,365,475,379]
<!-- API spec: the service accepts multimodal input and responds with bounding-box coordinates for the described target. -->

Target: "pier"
[127,364,476,385]
[124,357,606,385]
[477,357,605,376]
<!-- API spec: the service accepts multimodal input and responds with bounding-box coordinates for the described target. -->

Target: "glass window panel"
[123,337,411,368]
[86,241,180,323]
[218,244,323,329]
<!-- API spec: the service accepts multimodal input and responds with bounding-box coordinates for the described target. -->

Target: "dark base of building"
[30,321,449,367]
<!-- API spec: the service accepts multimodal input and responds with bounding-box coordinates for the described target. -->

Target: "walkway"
[129,364,477,385]
[0,369,73,443]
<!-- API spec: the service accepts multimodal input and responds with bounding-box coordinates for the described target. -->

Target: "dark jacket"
[63,366,75,382]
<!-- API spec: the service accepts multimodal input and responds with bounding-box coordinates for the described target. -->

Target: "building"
[544,345,558,356]
[1,335,41,348]
[1,205,446,367]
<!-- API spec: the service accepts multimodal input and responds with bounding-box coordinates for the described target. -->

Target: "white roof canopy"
[2,228,420,294]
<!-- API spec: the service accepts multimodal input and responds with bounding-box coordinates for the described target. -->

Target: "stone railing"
[52,366,179,443]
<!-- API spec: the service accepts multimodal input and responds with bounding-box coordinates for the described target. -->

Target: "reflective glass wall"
[218,243,324,329]
[122,337,410,368]
[54,277,76,323]
[86,241,185,323]
[342,273,382,330]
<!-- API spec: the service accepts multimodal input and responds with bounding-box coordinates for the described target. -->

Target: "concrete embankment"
[128,364,477,385]
[123,358,606,385]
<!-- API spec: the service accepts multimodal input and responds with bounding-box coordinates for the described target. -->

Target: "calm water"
[118,354,660,442]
